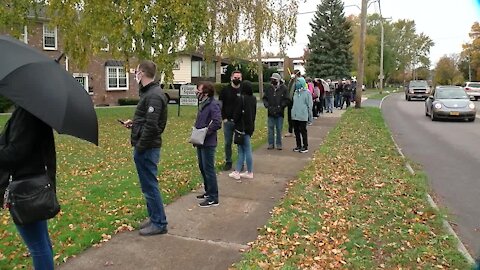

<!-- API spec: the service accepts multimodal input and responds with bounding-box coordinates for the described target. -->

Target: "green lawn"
[233,107,471,269]
[0,105,268,269]
[364,87,401,100]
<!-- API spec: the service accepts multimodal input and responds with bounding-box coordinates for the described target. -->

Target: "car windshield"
[436,89,468,99]
[410,81,428,87]
[468,83,480,88]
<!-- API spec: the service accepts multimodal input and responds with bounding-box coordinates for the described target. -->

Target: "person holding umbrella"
[122,60,169,235]
[0,35,99,269]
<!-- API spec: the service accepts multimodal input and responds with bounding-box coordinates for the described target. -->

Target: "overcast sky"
[265,0,480,65]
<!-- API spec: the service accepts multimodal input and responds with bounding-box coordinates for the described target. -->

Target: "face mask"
[232,79,241,86]
[196,92,205,100]
[271,80,278,86]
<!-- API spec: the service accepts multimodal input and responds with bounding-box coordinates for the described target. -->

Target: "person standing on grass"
[122,60,169,236]
[193,82,222,207]
[262,73,288,150]
[229,81,257,180]
[219,70,242,171]
[291,77,312,153]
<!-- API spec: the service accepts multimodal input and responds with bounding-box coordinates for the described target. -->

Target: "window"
[43,24,57,50]
[20,25,28,44]
[73,73,91,94]
[106,66,128,90]
[173,59,181,70]
[191,61,201,77]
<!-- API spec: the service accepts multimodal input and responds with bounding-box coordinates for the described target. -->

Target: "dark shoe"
[293,147,301,152]
[196,193,208,200]
[300,147,309,153]
[276,146,282,150]
[199,199,219,208]
[139,218,151,229]
[139,224,168,236]
[267,145,274,150]
[223,162,232,171]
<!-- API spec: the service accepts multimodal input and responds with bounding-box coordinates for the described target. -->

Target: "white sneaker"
[239,172,254,179]
[228,171,240,180]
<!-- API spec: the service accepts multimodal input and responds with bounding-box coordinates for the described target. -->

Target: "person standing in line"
[123,60,169,236]
[335,80,343,109]
[229,81,257,180]
[193,82,222,207]
[285,70,301,137]
[0,106,57,269]
[262,73,288,150]
[218,70,242,171]
[323,79,334,113]
[342,79,352,109]
[291,77,312,153]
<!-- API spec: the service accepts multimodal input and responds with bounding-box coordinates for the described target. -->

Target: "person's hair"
[198,81,215,97]
[138,60,157,79]
[231,70,242,77]
[240,80,253,96]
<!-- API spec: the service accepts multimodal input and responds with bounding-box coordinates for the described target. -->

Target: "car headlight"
[426,88,430,94]
[409,89,414,94]
[434,103,442,109]
[469,102,475,109]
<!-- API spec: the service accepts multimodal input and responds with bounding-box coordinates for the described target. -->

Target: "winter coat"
[291,88,313,122]
[262,84,289,117]
[219,84,240,121]
[233,94,257,136]
[0,107,56,202]
[131,81,168,152]
[194,97,222,147]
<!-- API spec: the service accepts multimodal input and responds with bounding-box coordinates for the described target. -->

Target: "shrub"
[118,98,140,105]
[0,96,13,113]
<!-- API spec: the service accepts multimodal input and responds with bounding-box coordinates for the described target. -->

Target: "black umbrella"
[0,35,98,145]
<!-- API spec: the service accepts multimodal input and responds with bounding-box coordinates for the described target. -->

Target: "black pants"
[342,93,351,108]
[293,120,308,149]
[287,102,293,133]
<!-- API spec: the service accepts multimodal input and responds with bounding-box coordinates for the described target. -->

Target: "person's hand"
[223,119,228,123]
[123,119,133,129]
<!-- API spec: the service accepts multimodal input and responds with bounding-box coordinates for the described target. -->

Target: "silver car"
[425,86,476,122]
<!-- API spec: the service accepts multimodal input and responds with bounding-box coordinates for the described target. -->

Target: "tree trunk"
[355,0,368,108]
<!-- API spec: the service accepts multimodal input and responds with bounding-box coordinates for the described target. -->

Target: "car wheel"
[469,117,476,122]
[405,95,408,100]
[430,111,437,121]
[425,107,429,116]
[407,96,411,101]
[476,97,479,101]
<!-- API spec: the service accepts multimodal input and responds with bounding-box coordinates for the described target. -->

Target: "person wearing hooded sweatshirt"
[291,77,312,153]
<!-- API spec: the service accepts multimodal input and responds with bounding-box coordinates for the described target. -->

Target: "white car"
[464,82,480,100]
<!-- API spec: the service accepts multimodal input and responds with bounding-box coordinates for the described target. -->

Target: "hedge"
[118,98,140,105]
[0,96,13,113]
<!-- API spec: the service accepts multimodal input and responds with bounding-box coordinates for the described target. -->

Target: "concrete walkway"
[59,110,343,270]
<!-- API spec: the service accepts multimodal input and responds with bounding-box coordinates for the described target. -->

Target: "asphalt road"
[381,93,480,256]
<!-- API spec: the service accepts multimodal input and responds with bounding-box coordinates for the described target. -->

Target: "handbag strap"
[241,96,245,131]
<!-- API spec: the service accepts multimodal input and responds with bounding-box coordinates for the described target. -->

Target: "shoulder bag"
[190,120,212,145]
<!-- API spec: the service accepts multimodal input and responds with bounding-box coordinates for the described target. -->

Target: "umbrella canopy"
[0,35,98,145]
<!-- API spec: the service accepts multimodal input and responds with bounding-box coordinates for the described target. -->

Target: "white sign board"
[180,97,198,106]
[180,85,197,96]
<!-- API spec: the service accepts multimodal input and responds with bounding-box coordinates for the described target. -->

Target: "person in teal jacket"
[291,77,313,153]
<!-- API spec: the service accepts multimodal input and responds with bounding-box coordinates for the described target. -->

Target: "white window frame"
[20,25,28,44]
[105,66,129,91]
[43,24,57,50]
[73,73,90,94]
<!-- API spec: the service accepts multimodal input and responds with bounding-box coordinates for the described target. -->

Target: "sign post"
[178,85,198,116]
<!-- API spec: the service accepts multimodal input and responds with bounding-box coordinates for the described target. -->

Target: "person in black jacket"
[228,81,257,180]
[123,60,168,236]
[262,73,289,150]
[218,70,242,171]
[0,105,56,269]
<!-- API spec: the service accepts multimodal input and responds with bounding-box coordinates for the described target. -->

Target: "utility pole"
[355,0,368,108]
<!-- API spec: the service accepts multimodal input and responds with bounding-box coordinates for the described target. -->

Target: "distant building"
[262,58,285,77]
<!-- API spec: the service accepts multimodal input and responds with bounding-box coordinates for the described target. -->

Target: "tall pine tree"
[305,0,353,79]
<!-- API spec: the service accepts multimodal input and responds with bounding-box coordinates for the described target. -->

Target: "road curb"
[381,94,475,265]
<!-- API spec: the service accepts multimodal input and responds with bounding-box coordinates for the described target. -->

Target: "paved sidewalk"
[59,110,343,270]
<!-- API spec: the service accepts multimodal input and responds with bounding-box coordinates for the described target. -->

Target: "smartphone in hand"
[117,119,126,125]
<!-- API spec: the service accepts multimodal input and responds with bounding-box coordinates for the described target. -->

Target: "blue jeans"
[223,120,235,164]
[334,93,342,108]
[196,146,218,201]
[268,116,283,147]
[134,147,168,227]
[16,220,54,270]
[325,96,334,112]
[236,134,253,172]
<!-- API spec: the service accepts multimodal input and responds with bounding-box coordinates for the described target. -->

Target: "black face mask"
[271,80,278,86]
[232,79,241,86]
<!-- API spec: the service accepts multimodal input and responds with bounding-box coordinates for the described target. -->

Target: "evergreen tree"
[305,0,353,79]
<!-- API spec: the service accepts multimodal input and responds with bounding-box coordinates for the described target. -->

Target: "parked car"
[425,86,476,122]
[405,80,431,101]
[161,82,187,103]
[463,81,480,100]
